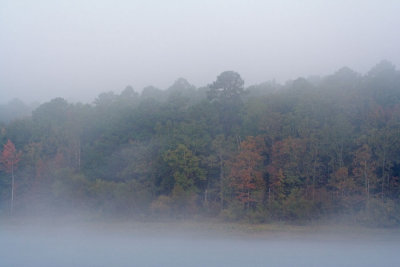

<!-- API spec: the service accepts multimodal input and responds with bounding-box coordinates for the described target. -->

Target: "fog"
[1,2,400,265]
[1,0,400,103]
[1,221,400,267]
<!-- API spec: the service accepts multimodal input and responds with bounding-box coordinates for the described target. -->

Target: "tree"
[329,167,357,207]
[211,135,236,210]
[207,71,245,103]
[352,144,377,209]
[0,139,21,214]
[207,71,246,135]
[163,144,206,215]
[228,136,265,210]
[163,144,205,193]
[266,137,306,201]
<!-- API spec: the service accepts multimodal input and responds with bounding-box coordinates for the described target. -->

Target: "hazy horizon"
[2,0,400,103]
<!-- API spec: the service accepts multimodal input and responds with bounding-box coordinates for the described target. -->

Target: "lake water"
[1,223,399,267]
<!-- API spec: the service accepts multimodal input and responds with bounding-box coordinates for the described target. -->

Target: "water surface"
[1,222,399,267]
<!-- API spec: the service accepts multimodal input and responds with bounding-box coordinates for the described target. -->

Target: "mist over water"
[1,222,399,267]
[1,1,400,266]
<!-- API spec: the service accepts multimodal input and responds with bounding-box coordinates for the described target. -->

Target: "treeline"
[0,98,37,123]
[1,61,400,226]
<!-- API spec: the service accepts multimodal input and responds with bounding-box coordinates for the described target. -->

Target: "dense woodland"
[1,60,400,226]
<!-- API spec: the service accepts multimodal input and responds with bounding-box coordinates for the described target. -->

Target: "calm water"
[1,224,399,267]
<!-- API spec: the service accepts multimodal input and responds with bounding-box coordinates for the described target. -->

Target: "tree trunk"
[381,148,386,200]
[77,138,81,171]
[11,161,14,215]
[364,160,369,211]
[219,155,224,210]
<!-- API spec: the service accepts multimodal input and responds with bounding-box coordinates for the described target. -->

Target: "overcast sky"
[1,0,400,103]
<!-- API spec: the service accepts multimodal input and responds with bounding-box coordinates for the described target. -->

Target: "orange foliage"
[229,136,265,205]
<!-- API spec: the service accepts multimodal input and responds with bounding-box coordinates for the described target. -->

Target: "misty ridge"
[1,60,400,227]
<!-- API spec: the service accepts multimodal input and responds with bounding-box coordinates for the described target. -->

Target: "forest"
[1,60,400,226]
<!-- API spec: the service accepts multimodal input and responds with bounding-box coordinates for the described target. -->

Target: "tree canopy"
[1,61,400,226]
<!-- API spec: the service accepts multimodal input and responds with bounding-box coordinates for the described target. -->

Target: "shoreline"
[1,215,399,241]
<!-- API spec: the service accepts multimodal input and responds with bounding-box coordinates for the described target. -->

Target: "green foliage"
[207,71,245,104]
[163,144,206,193]
[282,189,318,221]
[208,71,246,135]
[1,63,400,225]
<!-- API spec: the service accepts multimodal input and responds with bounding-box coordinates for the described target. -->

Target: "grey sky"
[1,0,400,103]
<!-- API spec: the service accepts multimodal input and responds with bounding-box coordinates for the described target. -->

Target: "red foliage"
[0,139,21,173]
[229,136,265,204]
